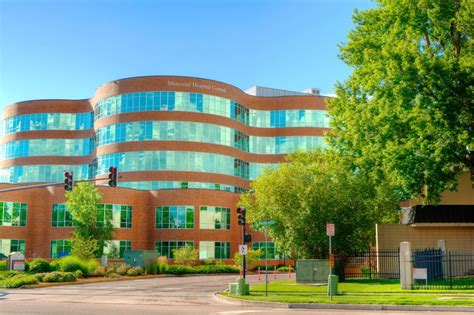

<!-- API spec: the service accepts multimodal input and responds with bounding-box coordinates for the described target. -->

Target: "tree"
[327,0,473,204]
[239,150,399,259]
[65,182,112,257]
[71,238,98,260]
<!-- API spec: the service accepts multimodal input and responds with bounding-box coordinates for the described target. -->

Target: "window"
[52,204,74,227]
[0,239,25,255]
[156,206,194,229]
[94,91,328,128]
[252,242,281,260]
[0,201,27,226]
[104,240,131,258]
[50,240,71,258]
[199,206,230,230]
[199,241,230,260]
[155,241,194,258]
[96,204,132,228]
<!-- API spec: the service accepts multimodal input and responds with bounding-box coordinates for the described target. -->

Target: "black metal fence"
[412,250,474,289]
[337,249,400,279]
[337,248,474,289]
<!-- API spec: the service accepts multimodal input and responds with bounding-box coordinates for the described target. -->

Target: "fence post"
[438,240,447,279]
[368,249,372,280]
[399,242,413,290]
[449,251,452,289]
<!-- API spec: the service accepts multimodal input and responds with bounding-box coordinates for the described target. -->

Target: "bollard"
[258,266,261,281]
[288,266,291,278]
[274,265,277,279]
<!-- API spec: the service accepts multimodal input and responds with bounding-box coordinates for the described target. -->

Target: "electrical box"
[296,259,344,283]
[124,250,157,269]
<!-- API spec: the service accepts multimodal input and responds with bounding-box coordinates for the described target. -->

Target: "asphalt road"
[0,274,472,315]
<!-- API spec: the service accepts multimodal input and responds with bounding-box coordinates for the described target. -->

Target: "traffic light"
[64,171,73,191]
[108,167,118,187]
[237,207,246,226]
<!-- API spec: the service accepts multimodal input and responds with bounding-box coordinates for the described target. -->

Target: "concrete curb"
[215,293,474,312]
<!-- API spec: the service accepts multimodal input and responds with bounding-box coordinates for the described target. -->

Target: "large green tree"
[239,150,399,258]
[65,182,113,257]
[328,0,473,203]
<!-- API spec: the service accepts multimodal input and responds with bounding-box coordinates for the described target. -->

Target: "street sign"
[259,220,275,226]
[326,223,335,236]
[239,245,248,255]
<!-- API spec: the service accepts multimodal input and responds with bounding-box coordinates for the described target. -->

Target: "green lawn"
[223,279,474,306]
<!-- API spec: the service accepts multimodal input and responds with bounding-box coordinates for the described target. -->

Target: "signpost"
[259,219,275,296]
[413,268,428,286]
[326,223,336,299]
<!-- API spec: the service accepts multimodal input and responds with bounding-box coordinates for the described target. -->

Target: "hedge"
[4,275,38,288]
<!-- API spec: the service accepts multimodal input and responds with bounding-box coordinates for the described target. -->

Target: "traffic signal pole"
[242,218,246,279]
[0,177,122,193]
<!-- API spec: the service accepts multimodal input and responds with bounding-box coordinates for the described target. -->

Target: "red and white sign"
[413,268,428,280]
[326,223,335,236]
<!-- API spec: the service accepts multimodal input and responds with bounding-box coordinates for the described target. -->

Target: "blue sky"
[0,0,374,110]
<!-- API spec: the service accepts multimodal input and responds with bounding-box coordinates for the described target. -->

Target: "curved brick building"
[0,76,329,261]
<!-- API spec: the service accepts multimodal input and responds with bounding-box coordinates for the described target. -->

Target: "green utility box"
[296,259,344,283]
[229,278,250,296]
[327,274,339,296]
[124,250,157,270]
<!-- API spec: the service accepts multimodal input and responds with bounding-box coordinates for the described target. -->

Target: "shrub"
[43,271,76,283]
[172,246,198,266]
[157,257,168,273]
[164,265,195,275]
[276,266,295,272]
[203,259,216,266]
[146,263,158,275]
[105,266,116,276]
[74,269,83,278]
[107,272,120,279]
[0,260,7,271]
[29,258,51,273]
[361,267,374,278]
[126,266,143,276]
[91,266,106,277]
[35,273,47,282]
[84,259,99,275]
[50,260,61,271]
[115,264,131,275]
[4,275,38,288]
[194,265,240,274]
[0,270,21,279]
[58,256,98,276]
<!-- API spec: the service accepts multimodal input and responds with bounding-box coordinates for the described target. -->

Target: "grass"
[223,279,474,306]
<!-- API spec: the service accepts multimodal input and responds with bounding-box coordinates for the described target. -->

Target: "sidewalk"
[215,292,474,312]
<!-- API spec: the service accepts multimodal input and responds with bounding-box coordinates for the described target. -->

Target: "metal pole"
[329,235,332,276]
[0,177,121,193]
[242,220,246,279]
[265,223,268,296]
